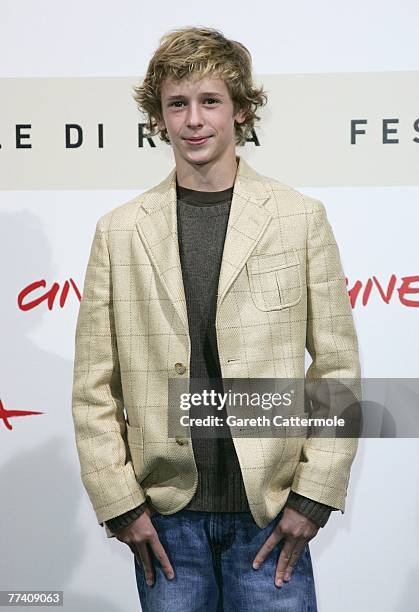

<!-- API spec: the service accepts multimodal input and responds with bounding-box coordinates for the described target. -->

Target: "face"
[157,74,246,168]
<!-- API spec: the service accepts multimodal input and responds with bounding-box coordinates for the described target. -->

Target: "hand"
[252,507,319,588]
[114,506,174,586]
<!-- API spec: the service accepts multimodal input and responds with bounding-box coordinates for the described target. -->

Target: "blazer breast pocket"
[246,249,302,312]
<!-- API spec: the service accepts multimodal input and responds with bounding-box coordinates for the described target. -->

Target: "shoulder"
[95,169,174,233]
[94,193,146,234]
[94,175,168,234]
[255,170,326,217]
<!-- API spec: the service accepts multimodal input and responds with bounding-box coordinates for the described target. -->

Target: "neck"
[174,151,238,192]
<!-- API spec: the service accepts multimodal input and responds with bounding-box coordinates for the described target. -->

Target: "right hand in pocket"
[115,506,174,586]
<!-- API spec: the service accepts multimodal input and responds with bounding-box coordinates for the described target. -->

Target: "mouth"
[183,136,211,146]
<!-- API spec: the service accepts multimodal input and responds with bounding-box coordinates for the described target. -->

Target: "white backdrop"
[1,1,419,611]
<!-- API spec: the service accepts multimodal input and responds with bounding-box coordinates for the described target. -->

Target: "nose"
[185,101,204,129]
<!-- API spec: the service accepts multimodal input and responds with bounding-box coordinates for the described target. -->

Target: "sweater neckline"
[176,180,234,205]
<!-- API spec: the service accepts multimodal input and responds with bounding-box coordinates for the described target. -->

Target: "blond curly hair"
[132,26,268,146]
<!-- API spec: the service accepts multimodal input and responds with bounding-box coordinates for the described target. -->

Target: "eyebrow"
[165,91,225,101]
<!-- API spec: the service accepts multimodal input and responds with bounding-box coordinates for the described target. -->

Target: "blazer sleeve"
[290,199,362,514]
[71,219,147,527]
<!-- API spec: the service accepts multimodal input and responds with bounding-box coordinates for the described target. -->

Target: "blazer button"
[175,437,188,446]
[174,362,186,375]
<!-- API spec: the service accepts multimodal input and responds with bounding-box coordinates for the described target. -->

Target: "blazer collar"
[135,155,273,331]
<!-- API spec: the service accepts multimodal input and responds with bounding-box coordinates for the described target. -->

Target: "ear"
[156,115,166,131]
[234,107,247,125]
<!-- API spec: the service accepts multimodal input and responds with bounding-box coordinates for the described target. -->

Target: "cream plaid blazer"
[71,154,361,539]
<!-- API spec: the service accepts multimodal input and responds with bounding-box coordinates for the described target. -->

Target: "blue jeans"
[134,508,318,611]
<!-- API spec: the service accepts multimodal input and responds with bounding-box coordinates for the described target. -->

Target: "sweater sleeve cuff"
[104,501,149,533]
[285,491,336,528]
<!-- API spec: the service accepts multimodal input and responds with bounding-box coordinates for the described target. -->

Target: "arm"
[71,219,146,528]
[290,199,361,514]
[285,491,336,528]
[104,501,149,533]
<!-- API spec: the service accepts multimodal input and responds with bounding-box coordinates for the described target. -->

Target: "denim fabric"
[134,508,318,611]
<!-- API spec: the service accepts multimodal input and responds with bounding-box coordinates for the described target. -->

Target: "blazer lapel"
[215,158,273,314]
[135,155,273,333]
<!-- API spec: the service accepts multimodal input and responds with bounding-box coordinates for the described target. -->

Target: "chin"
[183,151,213,165]
[188,157,210,166]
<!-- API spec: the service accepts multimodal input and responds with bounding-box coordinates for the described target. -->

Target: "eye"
[168,97,221,108]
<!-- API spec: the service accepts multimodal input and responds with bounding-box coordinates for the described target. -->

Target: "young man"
[71,26,360,611]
